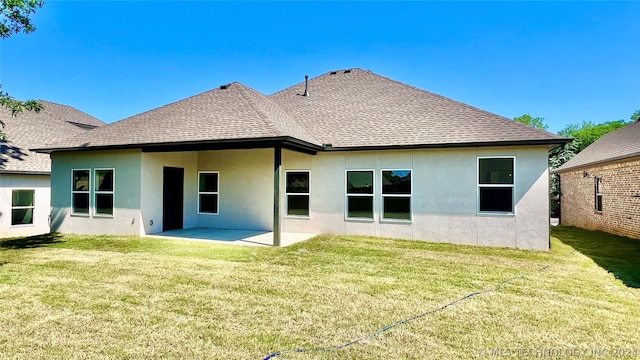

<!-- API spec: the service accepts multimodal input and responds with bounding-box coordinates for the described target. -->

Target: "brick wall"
[560,156,640,239]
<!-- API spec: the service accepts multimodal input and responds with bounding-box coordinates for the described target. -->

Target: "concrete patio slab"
[146,227,316,247]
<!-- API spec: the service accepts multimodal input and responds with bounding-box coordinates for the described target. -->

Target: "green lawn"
[1,227,639,359]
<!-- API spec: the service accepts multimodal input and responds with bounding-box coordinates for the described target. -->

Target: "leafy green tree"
[513,114,549,130]
[512,114,565,213]
[0,0,45,139]
[631,109,640,122]
[559,119,630,153]
[549,139,580,213]
[512,113,632,215]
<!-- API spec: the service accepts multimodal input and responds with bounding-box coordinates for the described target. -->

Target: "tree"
[513,114,548,130]
[0,0,45,139]
[631,109,640,122]
[549,111,635,216]
[512,113,632,215]
[548,139,580,214]
[558,119,630,153]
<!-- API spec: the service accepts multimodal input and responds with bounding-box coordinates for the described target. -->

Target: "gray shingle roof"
[39,82,320,150]
[556,120,640,172]
[34,69,568,153]
[0,100,104,174]
[270,69,567,148]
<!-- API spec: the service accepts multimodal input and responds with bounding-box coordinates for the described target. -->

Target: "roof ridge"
[266,99,322,145]
[233,82,322,145]
[268,68,363,97]
[234,83,283,137]
[107,85,228,126]
[36,99,106,126]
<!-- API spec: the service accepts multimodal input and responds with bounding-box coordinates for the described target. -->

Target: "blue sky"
[1,1,639,134]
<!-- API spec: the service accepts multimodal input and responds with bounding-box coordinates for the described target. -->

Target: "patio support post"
[273,146,282,246]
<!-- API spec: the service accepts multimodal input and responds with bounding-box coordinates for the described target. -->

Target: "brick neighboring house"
[556,120,640,239]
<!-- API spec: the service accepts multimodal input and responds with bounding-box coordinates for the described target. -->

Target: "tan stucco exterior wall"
[50,150,143,235]
[140,151,198,235]
[0,174,50,238]
[141,149,274,235]
[282,146,551,250]
[49,145,551,250]
[559,156,640,239]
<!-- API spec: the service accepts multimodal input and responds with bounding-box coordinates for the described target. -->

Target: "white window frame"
[345,169,375,221]
[11,188,35,227]
[285,170,310,218]
[94,168,115,217]
[198,171,219,215]
[477,156,516,214]
[71,169,91,216]
[381,169,413,222]
[595,177,603,212]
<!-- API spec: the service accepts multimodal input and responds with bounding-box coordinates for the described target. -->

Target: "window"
[346,170,374,219]
[382,170,412,221]
[11,190,34,226]
[595,177,603,212]
[72,169,90,215]
[478,157,514,213]
[198,172,219,214]
[285,171,310,217]
[95,169,114,216]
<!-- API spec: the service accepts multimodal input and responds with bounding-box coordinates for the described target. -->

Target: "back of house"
[34,69,569,250]
[0,101,105,238]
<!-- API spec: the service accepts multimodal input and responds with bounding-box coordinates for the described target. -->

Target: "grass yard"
[1,227,639,359]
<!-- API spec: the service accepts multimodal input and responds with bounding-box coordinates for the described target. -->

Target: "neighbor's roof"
[0,100,104,174]
[36,82,320,152]
[270,69,568,148]
[35,68,568,153]
[556,120,640,172]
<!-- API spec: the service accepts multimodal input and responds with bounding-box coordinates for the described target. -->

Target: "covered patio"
[147,227,316,247]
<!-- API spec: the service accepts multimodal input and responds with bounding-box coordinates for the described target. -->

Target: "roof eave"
[322,138,571,152]
[555,152,640,173]
[34,137,569,155]
[32,136,323,156]
[0,170,50,176]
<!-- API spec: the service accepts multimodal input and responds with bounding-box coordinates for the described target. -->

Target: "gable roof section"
[34,69,569,154]
[1,100,105,174]
[270,69,568,149]
[37,82,321,152]
[556,120,640,172]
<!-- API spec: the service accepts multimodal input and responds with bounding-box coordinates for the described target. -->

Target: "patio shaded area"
[147,227,316,247]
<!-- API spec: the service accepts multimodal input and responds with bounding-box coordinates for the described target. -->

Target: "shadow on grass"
[0,233,64,250]
[552,226,640,288]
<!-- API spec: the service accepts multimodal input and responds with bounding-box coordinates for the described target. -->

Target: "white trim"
[285,170,310,219]
[10,188,35,227]
[71,169,91,216]
[197,171,219,215]
[595,177,603,213]
[345,169,375,221]
[477,156,516,214]
[94,168,115,218]
[380,169,413,222]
